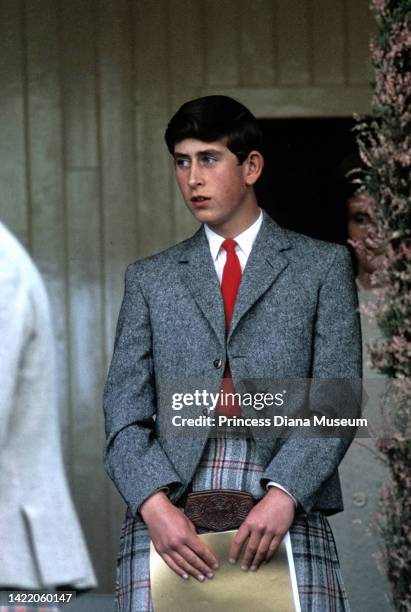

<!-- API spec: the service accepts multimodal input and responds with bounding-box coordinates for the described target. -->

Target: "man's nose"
[188,162,204,187]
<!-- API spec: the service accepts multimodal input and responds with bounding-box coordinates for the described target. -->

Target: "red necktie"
[221,239,242,331]
[217,239,241,417]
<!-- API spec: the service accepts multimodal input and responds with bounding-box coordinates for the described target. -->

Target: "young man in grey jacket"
[103,95,361,611]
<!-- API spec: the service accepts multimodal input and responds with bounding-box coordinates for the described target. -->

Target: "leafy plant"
[354,1,411,609]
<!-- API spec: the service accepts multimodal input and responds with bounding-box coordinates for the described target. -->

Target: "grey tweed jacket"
[103,212,362,517]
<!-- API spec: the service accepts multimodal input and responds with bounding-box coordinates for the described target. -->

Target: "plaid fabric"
[116,437,350,612]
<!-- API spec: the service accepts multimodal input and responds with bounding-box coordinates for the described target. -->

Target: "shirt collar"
[204,209,263,261]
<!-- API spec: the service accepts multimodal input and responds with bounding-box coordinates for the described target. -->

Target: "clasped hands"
[140,487,295,581]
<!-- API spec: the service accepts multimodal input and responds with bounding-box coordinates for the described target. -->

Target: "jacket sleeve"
[103,264,182,516]
[261,246,362,513]
[0,269,32,450]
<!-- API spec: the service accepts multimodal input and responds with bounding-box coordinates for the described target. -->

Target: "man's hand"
[140,491,219,581]
[228,487,295,571]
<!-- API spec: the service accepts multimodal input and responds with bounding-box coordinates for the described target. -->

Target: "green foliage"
[354,1,411,609]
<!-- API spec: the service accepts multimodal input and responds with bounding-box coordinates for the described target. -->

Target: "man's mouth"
[191,196,210,202]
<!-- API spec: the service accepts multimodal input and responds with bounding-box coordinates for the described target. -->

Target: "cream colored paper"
[150,530,299,611]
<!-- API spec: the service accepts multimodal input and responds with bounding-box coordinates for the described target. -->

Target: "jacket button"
[213,358,223,369]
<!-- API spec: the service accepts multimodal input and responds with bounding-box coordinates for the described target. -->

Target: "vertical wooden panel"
[0,1,28,245]
[346,0,374,84]
[98,0,136,340]
[168,0,203,243]
[60,0,108,588]
[169,0,203,104]
[205,0,240,86]
[134,0,174,254]
[312,0,345,85]
[239,0,275,86]
[24,0,70,453]
[60,0,98,168]
[65,170,107,585]
[98,0,137,587]
[276,0,310,85]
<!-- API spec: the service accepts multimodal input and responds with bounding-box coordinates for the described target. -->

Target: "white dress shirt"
[204,210,297,507]
[204,210,264,280]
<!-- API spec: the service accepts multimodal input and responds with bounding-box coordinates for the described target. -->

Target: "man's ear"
[244,150,264,185]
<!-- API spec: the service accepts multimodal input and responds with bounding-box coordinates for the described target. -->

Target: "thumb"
[186,517,197,533]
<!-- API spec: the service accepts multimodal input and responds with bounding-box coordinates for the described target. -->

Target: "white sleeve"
[266,481,298,507]
[0,267,32,449]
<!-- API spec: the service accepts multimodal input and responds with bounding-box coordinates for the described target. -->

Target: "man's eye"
[175,158,190,168]
[201,155,217,165]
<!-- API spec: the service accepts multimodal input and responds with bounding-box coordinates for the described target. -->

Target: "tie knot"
[222,239,237,254]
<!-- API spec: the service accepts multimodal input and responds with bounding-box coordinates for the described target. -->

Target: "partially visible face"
[347,192,378,274]
[173,138,259,233]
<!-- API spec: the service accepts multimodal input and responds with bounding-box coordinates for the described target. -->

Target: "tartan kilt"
[116,437,350,612]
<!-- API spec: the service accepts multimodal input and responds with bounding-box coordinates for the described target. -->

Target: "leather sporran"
[183,489,255,531]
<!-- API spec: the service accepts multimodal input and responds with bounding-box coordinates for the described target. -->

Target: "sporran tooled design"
[183,489,255,531]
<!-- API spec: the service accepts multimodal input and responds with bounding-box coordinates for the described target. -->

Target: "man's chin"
[190,208,219,224]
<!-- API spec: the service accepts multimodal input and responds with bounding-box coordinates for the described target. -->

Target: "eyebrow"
[173,148,222,158]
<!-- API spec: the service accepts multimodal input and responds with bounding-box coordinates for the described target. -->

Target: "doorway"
[256,118,358,245]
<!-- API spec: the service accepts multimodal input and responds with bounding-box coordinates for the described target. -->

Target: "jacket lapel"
[228,213,291,341]
[174,228,226,349]
[173,213,291,347]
